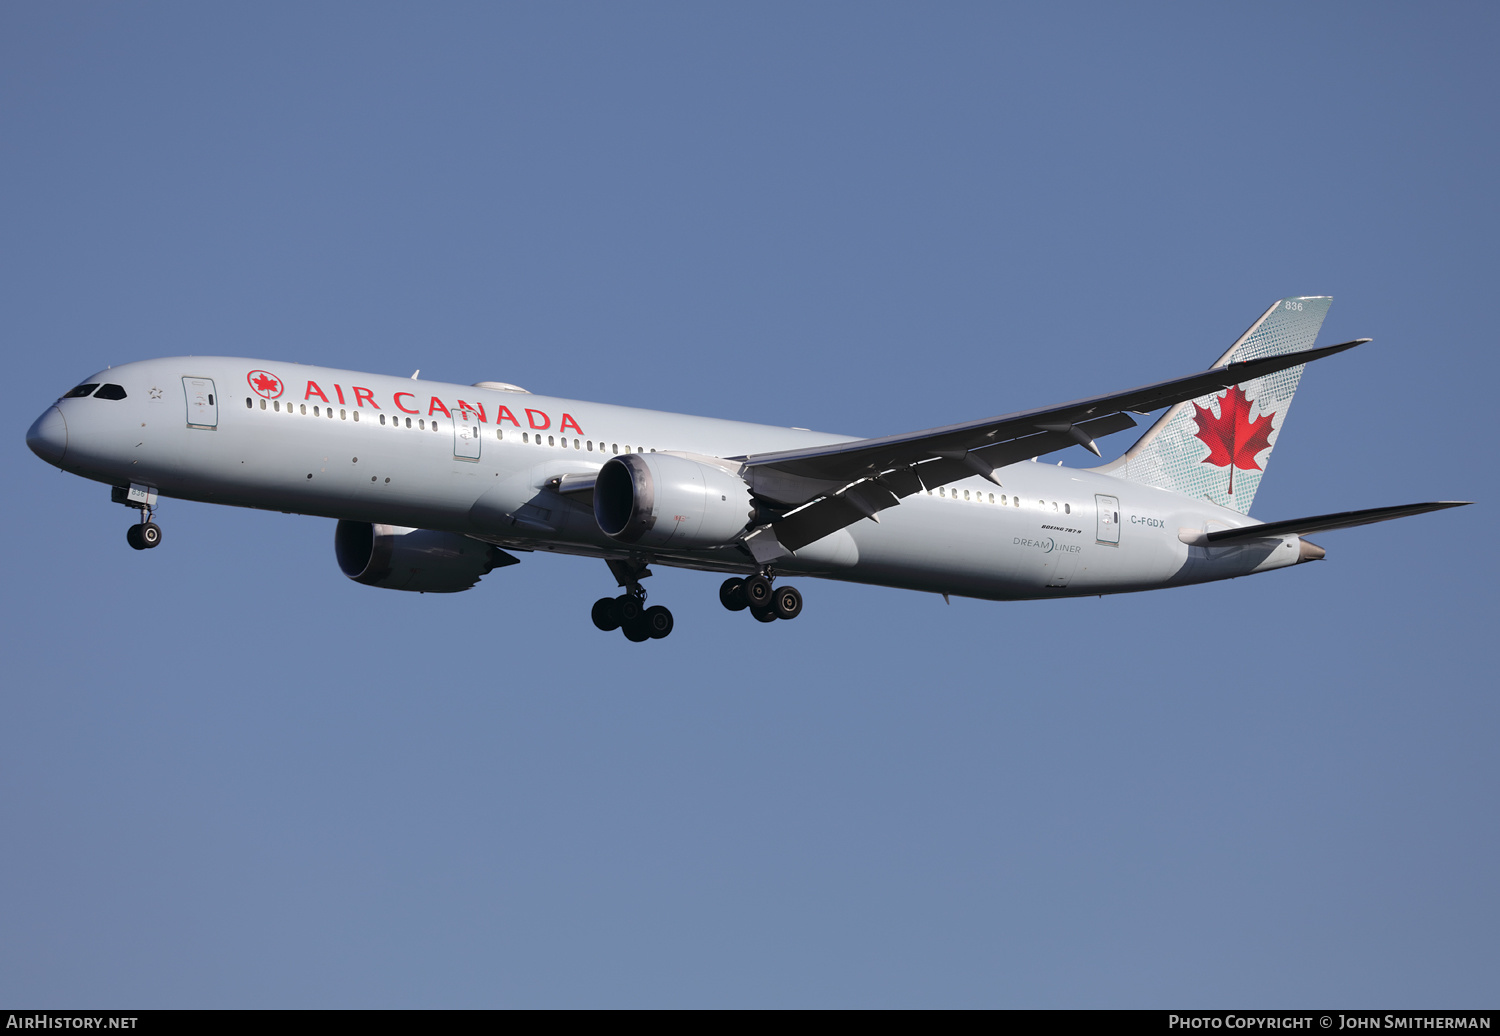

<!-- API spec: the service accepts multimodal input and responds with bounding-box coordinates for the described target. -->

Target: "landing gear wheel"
[644,605,674,639]
[743,575,773,610]
[719,577,748,612]
[750,605,778,623]
[772,585,802,620]
[591,597,622,631]
[621,618,651,642]
[616,594,643,624]
[126,525,145,550]
[140,522,162,548]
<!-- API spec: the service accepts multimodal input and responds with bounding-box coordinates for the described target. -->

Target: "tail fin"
[1092,296,1332,514]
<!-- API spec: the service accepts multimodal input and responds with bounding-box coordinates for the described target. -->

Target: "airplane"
[25,296,1467,642]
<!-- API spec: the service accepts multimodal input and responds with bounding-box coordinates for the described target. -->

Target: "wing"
[737,337,1369,560]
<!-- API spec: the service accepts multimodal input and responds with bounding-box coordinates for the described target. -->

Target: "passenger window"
[404,417,411,428]
[419,419,425,430]
[245,397,253,408]
[496,429,503,440]
[313,406,320,417]
[353,411,359,422]
[939,488,945,497]
[612,444,618,454]
[522,432,529,443]
[64,384,99,398]
[988,494,994,503]
[379,414,386,425]
[274,400,281,412]
[301,404,307,415]
[1064,503,1070,514]
[587,441,593,451]
[573,438,580,449]
[548,435,555,446]
[1052,502,1058,511]
[260,398,267,409]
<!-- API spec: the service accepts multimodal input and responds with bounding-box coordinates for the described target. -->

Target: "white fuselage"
[28,357,1307,600]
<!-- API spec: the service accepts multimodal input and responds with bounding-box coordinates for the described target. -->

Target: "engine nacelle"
[594,453,754,549]
[335,521,516,593]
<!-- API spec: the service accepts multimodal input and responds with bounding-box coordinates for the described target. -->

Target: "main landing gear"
[720,574,803,623]
[592,559,673,642]
[591,590,674,642]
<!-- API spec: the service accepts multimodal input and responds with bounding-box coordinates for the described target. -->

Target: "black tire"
[750,604,777,623]
[772,585,803,620]
[644,605,674,639]
[140,522,162,548]
[622,617,651,642]
[591,597,622,631]
[743,575,773,609]
[617,594,643,623]
[126,525,145,550]
[719,577,748,612]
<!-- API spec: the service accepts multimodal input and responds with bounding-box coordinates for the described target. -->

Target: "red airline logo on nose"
[248,370,284,398]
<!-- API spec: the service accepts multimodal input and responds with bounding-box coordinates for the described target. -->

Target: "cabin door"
[183,377,218,429]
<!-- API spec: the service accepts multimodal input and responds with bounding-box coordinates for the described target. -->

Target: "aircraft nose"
[26,406,68,466]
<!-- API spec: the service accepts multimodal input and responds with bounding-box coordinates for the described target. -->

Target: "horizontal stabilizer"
[1204,501,1470,544]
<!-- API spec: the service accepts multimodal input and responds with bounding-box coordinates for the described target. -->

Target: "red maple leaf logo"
[247,370,283,398]
[1192,384,1276,495]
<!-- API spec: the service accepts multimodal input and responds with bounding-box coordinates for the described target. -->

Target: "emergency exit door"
[183,377,218,429]
[453,414,481,460]
[1096,494,1120,545]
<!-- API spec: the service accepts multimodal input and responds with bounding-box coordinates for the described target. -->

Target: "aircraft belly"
[841,494,1030,599]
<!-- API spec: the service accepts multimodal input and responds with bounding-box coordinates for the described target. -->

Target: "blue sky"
[3,2,1494,1007]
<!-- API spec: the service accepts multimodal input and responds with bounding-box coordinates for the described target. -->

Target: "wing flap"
[770,414,1138,553]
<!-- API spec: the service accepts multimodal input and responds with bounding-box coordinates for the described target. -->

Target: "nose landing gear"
[720,574,803,623]
[113,485,163,551]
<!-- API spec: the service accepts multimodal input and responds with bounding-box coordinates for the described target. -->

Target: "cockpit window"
[94,384,128,400]
[63,384,99,398]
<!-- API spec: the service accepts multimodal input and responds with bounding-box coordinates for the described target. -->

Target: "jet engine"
[594,453,754,549]
[335,520,517,592]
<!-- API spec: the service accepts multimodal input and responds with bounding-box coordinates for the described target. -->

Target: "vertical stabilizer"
[1092,297,1331,515]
